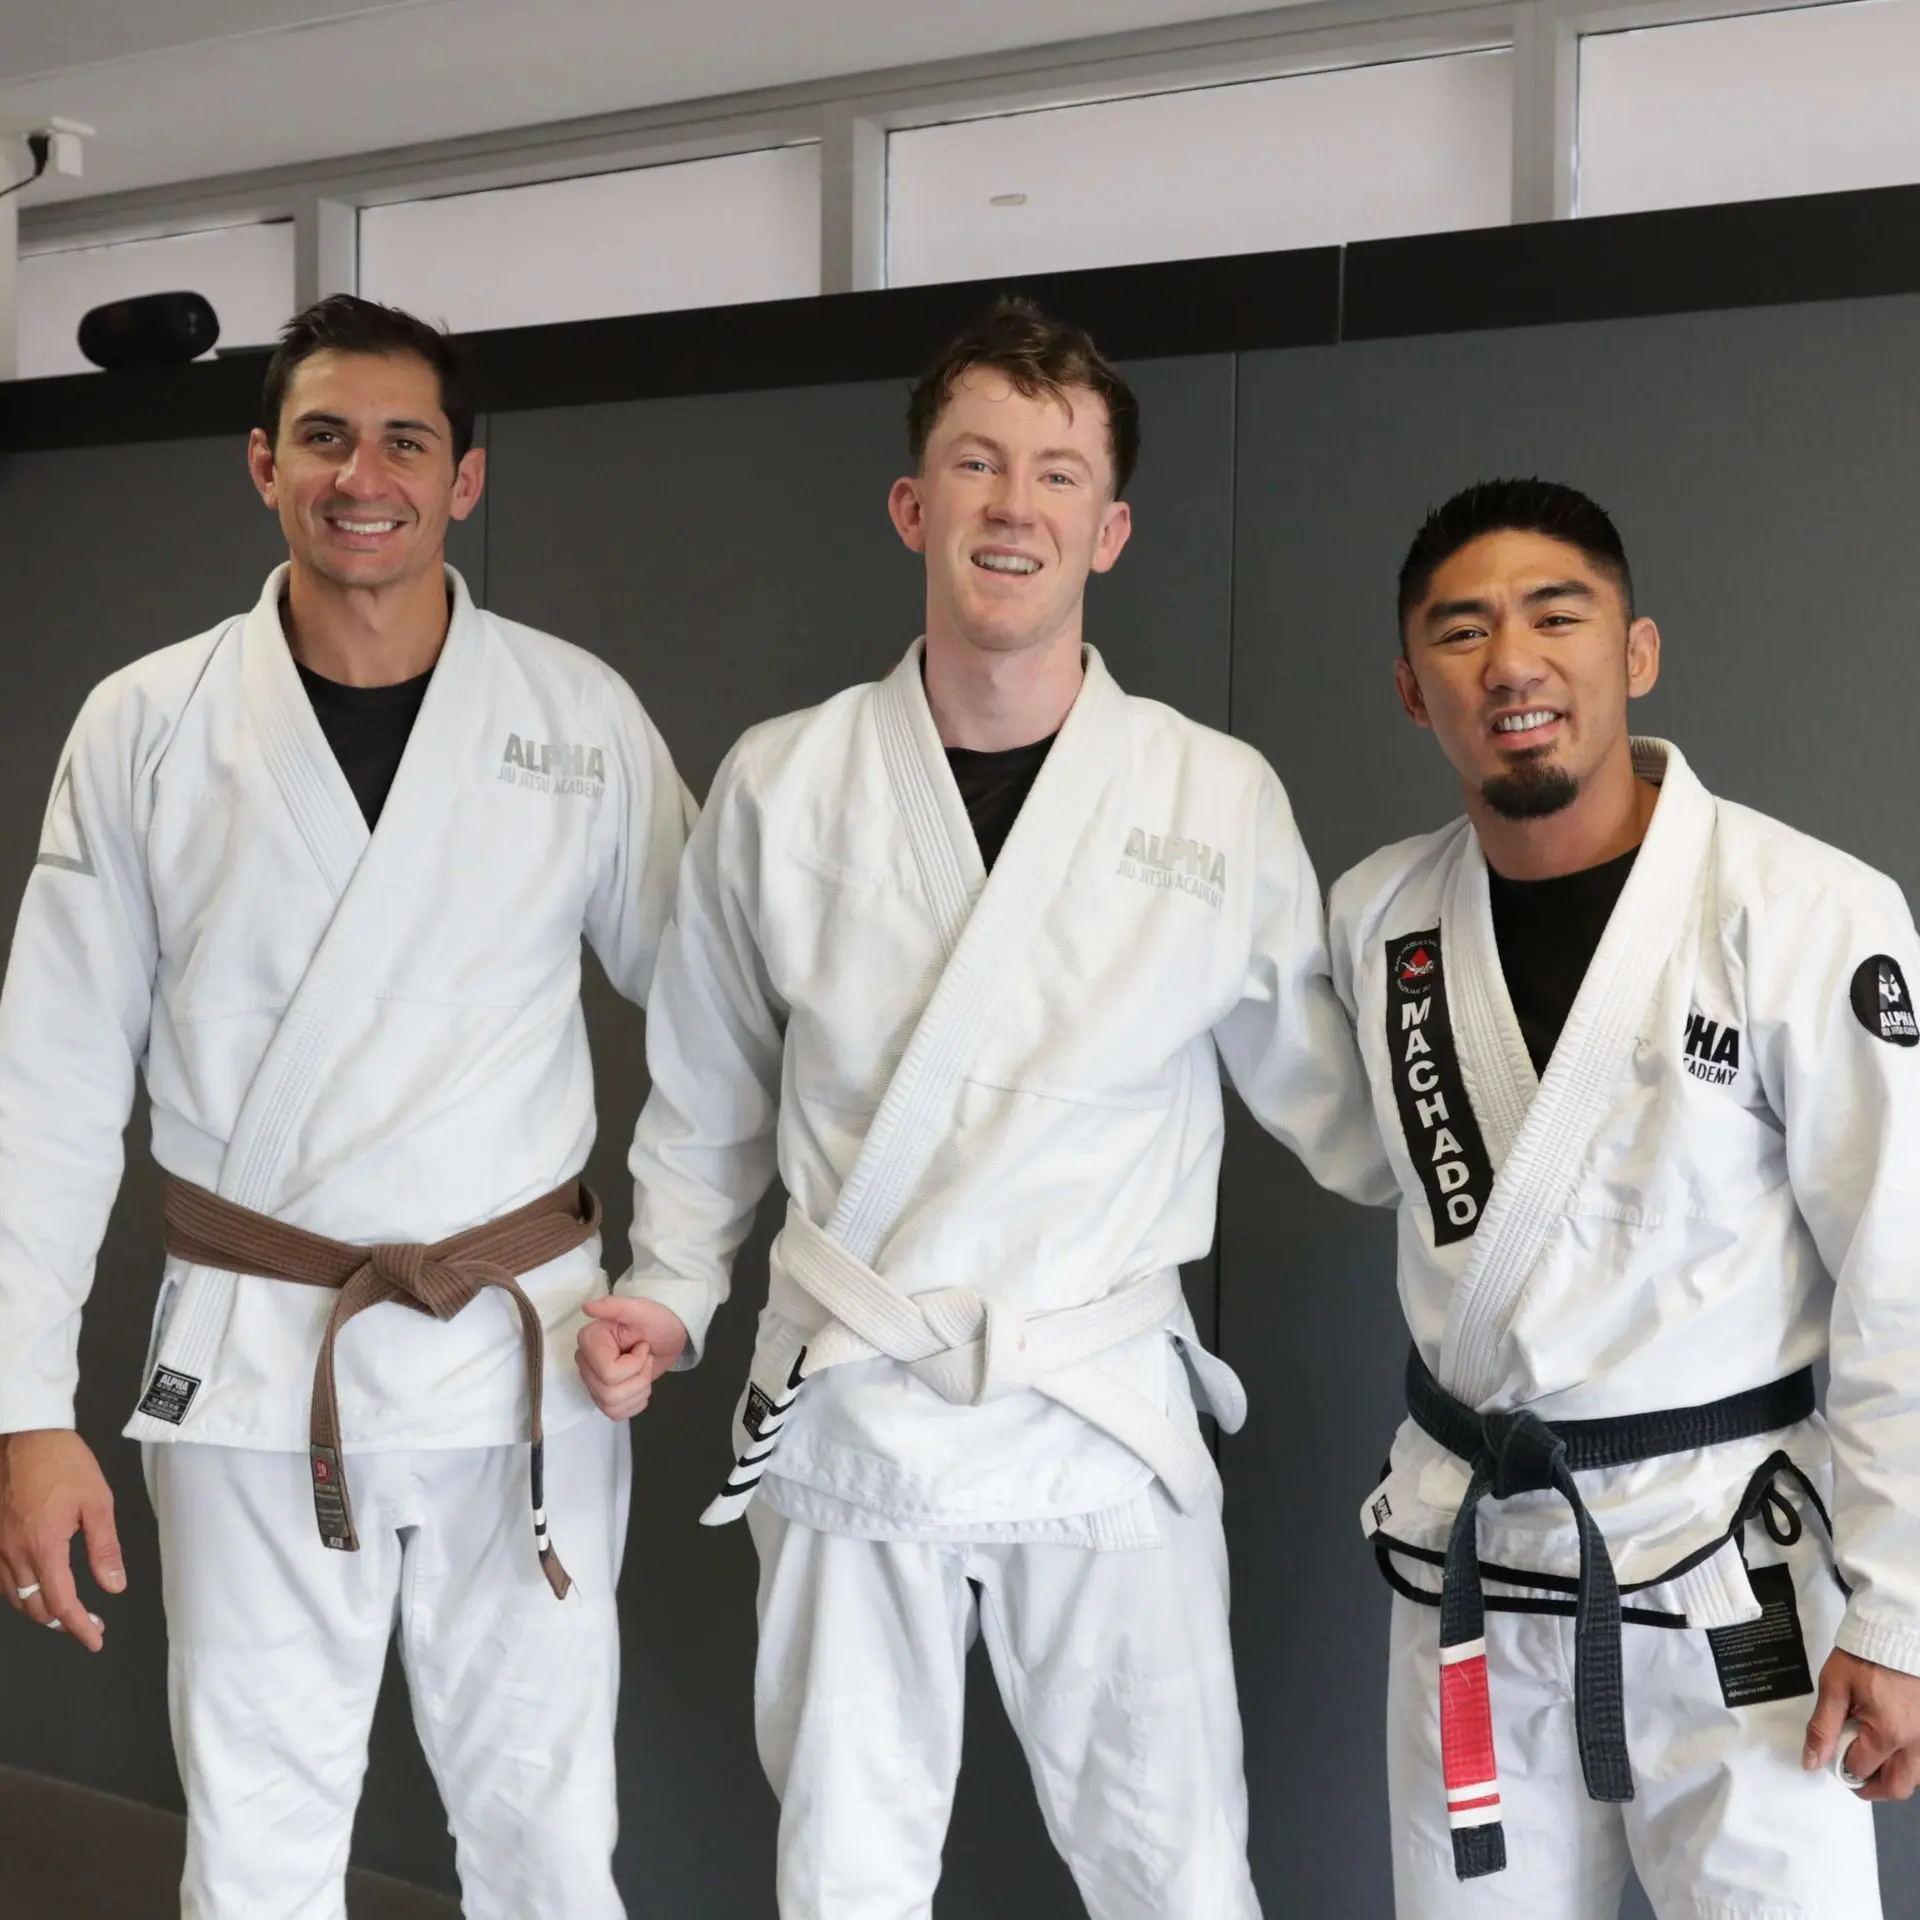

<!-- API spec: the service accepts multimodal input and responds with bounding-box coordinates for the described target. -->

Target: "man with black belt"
[1332,477,1920,1915]
[0,295,689,1916]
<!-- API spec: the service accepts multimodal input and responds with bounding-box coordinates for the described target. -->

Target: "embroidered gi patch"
[1850,955,1919,1047]
[136,1365,200,1424]
[1707,1562,1814,1707]
[1682,1010,1742,1086]
[1385,930,1495,1246]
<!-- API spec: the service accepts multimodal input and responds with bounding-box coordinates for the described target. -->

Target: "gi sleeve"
[1747,863,1920,1677]
[0,681,161,1433]
[1211,763,1397,1208]
[583,665,696,1006]
[613,737,785,1364]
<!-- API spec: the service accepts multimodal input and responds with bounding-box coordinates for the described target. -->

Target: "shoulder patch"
[1850,955,1919,1047]
[1384,928,1495,1245]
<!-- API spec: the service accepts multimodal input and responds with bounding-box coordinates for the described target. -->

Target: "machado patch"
[136,1365,200,1424]
[1385,929,1495,1246]
[1707,1562,1814,1708]
[1851,955,1918,1047]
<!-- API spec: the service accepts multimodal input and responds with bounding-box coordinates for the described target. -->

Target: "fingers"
[79,1494,126,1596]
[577,1325,651,1387]
[1842,1722,1895,1785]
[592,1376,656,1421]
[21,1540,103,1651]
[581,1297,650,1343]
[577,1330,656,1419]
[1858,1748,1920,1803]
[1804,1661,1854,1770]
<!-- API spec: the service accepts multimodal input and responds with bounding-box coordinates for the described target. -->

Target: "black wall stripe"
[14,180,1920,454]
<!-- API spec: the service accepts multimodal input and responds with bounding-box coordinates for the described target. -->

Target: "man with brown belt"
[0,295,689,1917]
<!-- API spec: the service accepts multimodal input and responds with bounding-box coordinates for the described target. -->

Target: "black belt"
[1405,1347,1816,1877]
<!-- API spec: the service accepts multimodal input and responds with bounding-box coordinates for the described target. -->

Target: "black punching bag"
[77,290,221,369]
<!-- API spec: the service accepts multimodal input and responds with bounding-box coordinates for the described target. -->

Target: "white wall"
[1579,0,1920,216]
[887,51,1513,285]
[358,144,822,333]
[19,221,295,378]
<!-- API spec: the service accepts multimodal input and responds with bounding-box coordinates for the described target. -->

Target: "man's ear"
[1088,498,1132,575]
[246,428,278,510]
[887,475,929,554]
[1626,616,1661,700]
[1394,652,1433,730]
[449,445,487,522]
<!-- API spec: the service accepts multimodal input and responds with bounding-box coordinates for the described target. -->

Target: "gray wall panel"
[0,437,282,1811]
[482,353,1236,1915]
[1226,295,1920,1917]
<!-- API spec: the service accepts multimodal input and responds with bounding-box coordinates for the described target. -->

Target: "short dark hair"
[1397,478,1635,631]
[261,294,474,463]
[907,297,1140,496]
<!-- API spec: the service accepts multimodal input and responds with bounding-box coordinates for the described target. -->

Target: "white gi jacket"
[0,566,689,1453]
[1333,739,1920,1674]
[622,639,1391,1547]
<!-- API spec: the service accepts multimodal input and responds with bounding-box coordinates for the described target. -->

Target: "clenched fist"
[576,1295,688,1420]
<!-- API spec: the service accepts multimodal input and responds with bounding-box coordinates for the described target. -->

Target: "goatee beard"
[1481,757,1578,820]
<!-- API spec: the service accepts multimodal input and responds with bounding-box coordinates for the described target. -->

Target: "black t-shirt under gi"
[1486,845,1640,1076]
[946,734,1056,872]
[297,661,433,828]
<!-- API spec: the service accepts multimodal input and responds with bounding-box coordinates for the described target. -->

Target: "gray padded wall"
[1224,292,1920,1917]
[4,295,1918,1919]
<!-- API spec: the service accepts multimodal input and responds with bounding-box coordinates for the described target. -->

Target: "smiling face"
[887,368,1131,659]
[247,348,483,594]
[1395,528,1660,820]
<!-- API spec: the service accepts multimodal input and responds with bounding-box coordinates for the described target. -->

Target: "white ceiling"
[2,0,1304,208]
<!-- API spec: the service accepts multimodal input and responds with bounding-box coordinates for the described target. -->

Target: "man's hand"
[577,1297,688,1420]
[1804,1647,1920,1800]
[0,1430,123,1652]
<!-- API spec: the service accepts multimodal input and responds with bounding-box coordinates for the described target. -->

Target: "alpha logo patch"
[1384,929,1495,1246]
[136,1365,200,1424]
[1682,1010,1742,1086]
[1850,955,1919,1047]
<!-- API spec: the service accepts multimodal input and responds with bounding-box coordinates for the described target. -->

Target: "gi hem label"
[136,1365,200,1425]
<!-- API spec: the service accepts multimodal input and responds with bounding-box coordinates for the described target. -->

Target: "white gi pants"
[145,1414,630,1920]
[748,1486,1260,1920]
[1387,1520,1881,1919]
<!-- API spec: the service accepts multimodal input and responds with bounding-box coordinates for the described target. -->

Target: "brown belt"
[161,1177,602,1601]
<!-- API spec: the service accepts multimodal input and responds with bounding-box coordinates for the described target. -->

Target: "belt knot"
[1482,1407,1567,1499]
[915,1287,1031,1405]
[368,1243,474,1320]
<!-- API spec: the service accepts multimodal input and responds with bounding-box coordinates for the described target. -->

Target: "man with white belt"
[0,295,689,1918]
[577,298,1393,1917]
[1334,476,1920,1915]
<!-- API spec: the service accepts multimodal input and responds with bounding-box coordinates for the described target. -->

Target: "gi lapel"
[833,639,1126,1263]
[1443,848,1539,1173]
[1440,741,1715,1406]
[138,569,487,1417]
[701,640,1131,1520]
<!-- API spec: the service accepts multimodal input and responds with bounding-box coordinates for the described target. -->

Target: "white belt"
[701,1201,1246,1525]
